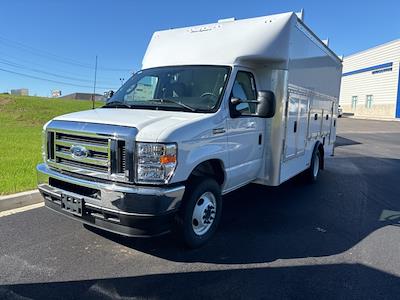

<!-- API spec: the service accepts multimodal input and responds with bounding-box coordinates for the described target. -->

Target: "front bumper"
[37,163,185,237]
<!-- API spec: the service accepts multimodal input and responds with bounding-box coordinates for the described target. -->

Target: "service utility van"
[37,11,342,248]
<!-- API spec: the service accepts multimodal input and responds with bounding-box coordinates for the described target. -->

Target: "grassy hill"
[0,94,102,195]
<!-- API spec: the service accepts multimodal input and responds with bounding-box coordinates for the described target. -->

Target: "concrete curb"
[0,190,43,212]
[345,115,400,122]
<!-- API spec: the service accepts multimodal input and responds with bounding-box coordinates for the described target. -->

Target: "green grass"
[0,94,102,195]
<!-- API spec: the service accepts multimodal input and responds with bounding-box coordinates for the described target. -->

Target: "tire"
[306,147,322,183]
[175,177,222,248]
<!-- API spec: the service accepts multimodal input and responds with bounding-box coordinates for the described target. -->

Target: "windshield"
[106,65,231,112]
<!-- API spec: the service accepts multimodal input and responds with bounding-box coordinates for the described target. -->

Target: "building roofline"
[344,39,400,59]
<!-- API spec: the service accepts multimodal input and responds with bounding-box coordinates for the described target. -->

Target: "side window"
[124,75,158,102]
[351,96,358,110]
[230,71,257,116]
[365,95,373,108]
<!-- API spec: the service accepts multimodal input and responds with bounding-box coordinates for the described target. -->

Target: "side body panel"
[252,68,288,186]
[279,21,342,183]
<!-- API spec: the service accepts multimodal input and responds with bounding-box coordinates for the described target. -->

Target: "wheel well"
[316,142,325,170]
[189,159,225,186]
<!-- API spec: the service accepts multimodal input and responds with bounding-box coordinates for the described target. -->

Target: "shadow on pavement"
[1,263,400,299]
[335,135,362,147]
[85,156,400,265]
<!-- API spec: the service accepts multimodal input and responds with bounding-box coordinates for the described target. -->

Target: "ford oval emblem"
[70,145,89,159]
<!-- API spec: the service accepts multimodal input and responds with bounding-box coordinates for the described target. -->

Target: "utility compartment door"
[284,93,309,160]
[329,102,337,145]
[321,108,332,138]
[296,98,308,155]
[308,109,323,139]
[284,97,299,160]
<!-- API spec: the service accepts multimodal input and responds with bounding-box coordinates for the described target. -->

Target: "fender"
[187,159,226,186]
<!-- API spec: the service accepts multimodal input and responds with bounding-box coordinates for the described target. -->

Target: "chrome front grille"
[121,144,126,171]
[44,120,137,183]
[54,132,110,173]
[46,129,127,182]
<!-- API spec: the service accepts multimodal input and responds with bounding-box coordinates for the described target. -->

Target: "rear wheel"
[175,177,222,248]
[306,147,322,183]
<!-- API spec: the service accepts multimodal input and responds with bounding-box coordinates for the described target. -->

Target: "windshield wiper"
[102,101,133,109]
[148,99,196,112]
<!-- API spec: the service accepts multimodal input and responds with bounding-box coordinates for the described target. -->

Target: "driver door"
[226,70,264,189]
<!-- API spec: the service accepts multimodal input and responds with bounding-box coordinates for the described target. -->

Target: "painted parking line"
[0,202,44,218]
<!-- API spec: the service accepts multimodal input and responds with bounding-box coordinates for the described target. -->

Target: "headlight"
[135,142,177,184]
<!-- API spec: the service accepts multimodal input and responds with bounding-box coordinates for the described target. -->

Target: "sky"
[0,0,399,97]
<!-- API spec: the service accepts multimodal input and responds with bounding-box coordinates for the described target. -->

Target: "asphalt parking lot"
[1,117,400,299]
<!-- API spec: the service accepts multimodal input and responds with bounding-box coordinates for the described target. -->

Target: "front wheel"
[175,177,222,248]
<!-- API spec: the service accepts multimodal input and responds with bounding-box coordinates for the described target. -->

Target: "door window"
[230,71,257,116]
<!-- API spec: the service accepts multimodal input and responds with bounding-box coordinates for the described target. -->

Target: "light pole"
[92,55,98,109]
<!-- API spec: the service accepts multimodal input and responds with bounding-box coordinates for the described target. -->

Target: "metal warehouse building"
[339,39,400,119]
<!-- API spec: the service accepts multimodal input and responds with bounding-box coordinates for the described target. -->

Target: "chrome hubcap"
[313,154,320,178]
[192,192,216,236]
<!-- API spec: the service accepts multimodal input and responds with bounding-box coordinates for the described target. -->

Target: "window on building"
[351,96,358,110]
[365,95,373,108]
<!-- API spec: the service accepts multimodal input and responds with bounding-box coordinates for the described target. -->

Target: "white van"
[37,11,342,248]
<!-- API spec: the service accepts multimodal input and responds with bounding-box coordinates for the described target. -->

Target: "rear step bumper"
[37,163,185,237]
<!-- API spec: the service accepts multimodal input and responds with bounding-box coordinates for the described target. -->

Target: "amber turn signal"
[159,155,176,164]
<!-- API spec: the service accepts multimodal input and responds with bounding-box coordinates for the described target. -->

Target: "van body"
[37,12,342,247]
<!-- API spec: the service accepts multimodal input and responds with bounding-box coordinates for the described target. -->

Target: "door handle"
[213,128,226,135]
[294,121,297,133]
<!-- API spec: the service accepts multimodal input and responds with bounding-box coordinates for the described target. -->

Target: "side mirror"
[230,97,243,117]
[107,90,114,99]
[256,90,276,118]
[230,97,242,106]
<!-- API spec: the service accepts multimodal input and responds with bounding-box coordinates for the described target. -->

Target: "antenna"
[92,55,98,109]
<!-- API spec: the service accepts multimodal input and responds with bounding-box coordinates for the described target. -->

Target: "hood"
[53,108,208,142]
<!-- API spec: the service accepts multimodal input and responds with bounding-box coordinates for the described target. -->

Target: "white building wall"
[339,39,400,119]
